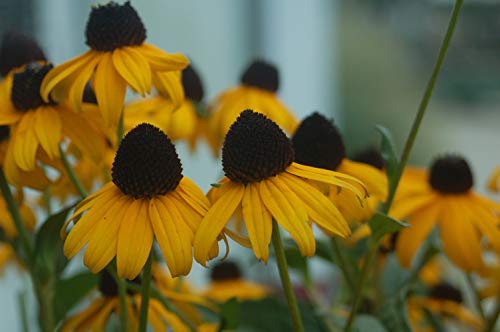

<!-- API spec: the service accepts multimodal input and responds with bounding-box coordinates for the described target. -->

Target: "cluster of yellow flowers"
[0,1,498,332]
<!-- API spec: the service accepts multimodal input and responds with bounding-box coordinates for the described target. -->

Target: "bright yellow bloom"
[207,61,297,156]
[291,113,387,224]
[194,110,365,265]
[391,156,500,271]
[40,2,189,127]
[62,124,209,279]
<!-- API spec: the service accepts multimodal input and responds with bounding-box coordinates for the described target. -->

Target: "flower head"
[62,123,210,279]
[41,1,189,126]
[0,31,46,76]
[194,110,365,265]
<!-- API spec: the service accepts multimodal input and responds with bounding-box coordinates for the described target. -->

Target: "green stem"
[138,252,153,332]
[466,273,486,320]
[0,169,33,260]
[343,1,464,330]
[59,145,87,198]
[330,237,355,292]
[271,220,304,332]
[484,298,500,332]
[35,280,55,332]
[18,290,29,332]
[118,277,128,331]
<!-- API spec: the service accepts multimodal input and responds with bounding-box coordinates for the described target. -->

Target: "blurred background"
[1,0,499,330]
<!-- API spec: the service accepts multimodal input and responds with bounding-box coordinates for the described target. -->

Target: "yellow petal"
[117,199,154,279]
[153,71,184,109]
[193,181,244,266]
[94,52,127,126]
[468,196,500,252]
[59,298,107,332]
[242,183,272,262]
[13,112,38,171]
[258,178,315,257]
[140,43,189,71]
[68,55,100,112]
[339,159,388,201]
[149,199,193,277]
[167,193,202,235]
[150,300,190,332]
[176,177,210,214]
[34,107,62,160]
[112,47,152,96]
[390,193,436,220]
[487,166,500,192]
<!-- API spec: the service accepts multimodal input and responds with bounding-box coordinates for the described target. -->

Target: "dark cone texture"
[430,283,463,303]
[210,262,242,281]
[86,1,146,51]
[353,147,385,170]
[11,63,54,111]
[0,31,46,76]
[112,123,183,199]
[182,65,204,102]
[222,110,294,183]
[429,155,473,194]
[292,112,345,171]
[98,270,141,297]
[0,126,9,142]
[240,60,279,92]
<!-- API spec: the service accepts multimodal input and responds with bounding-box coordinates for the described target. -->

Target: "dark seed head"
[210,261,242,281]
[98,270,141,297]
[353,147,385,170]
[222,110,294,184]
[291,112,345,171]
[112,123,183,199]
[0,31,46,77]
[11,63,54,111]
[85,1,146,52]
[240,60,279,93]
[429,282,463,303]
[182,65,204,102]
[0,126,9,142]
[429,155,473,194]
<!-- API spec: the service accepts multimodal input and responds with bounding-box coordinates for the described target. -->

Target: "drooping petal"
[117,199,154,279]
[34,107,62,160]
[242,183,272,262]
[13,112,39,171]
[112,47,152,96]
[153,71,184,109]
[176,177,211,213]
[59,298,107,332]
[68,55,101,112]
[338,159,388,201]
[140,43,189,71]
[467,196,500,252]
[390,193,436,220]
[258,178,315,257]
[193,182,244,266]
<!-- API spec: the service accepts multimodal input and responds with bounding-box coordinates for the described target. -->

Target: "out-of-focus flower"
[40,1,189,126]
[194,110,364,265]
[207,60,297,156]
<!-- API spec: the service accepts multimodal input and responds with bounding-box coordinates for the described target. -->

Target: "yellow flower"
[60,271,190,332]
[40,1,189,126]
[407,283,483,331]
[62,123,209,279]
[125,64,208,152]
[207,61,297,156]
[203,261,268,302]
[0,64,105,177]
[391,155,500,271]
[194,110,365,265]
[291,113,388,224]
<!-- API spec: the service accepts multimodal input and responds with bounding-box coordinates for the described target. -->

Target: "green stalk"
[271,220,304,332]
[484,298,500,332]
[466,273,486,320]
[59,145,87,198]
[343,1,464,330]
[138,252,153,332]
[18,290,29,332]
[330,237,355,292]
[118,277,128,331]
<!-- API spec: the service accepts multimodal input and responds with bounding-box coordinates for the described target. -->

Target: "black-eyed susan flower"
[60,270,190,332]
[194,110,365,265]
[407,282,483,331]
[203,261,268,302]
[62,123,210,279]
[0,63,104,176]
[207,60,298,156]
[40,1,189,126]
[124,64,208,151]
[391,155,500,271]
[291,113,388,224]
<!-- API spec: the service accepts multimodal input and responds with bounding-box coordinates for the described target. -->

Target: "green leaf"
[375,125,399,182]
[33,205,75,283]
[353,315,388,332]
[210,183,222,188]
[368,212,409,242]
[218,298,240,331]
[377,294,413,332]
[53,272,99,323]
[284,244,309,278]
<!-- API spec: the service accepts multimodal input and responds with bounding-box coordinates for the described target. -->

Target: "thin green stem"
[330,237,355,292]
[343,1,463,330]
[0,169,33,260]
[271,220,304,332]
[118,277,128,331]
[17,290,29,332]
[138,252,153,332]
[484,298,500,332]
[35,280,55,332]
[466,273,486,320]
[59,145,87,198]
